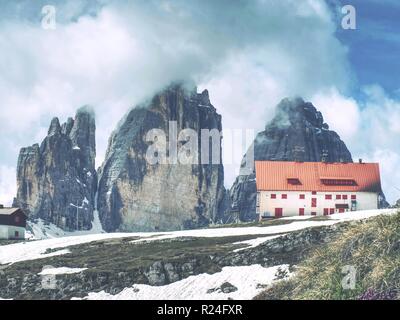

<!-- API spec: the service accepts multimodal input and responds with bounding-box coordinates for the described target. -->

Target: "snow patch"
[75,179,86,186]
[90,209,105,234]
[38,267,87,275]
[26,208,105,240]
[280,215,315,221]
[328,209,394,221]
[232,235,281,252]
[0,234,135,265]
[26,219,69,239]
[129,219,339,244]
[75,264,290,300]
[0,247,72,265]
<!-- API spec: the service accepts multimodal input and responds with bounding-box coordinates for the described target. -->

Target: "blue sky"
[330,0,400,94]
[0,0,399,205]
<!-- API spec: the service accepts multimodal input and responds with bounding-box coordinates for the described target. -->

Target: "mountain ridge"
[13,86,388,231]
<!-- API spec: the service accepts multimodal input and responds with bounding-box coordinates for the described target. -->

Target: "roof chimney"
[359,158,363,164]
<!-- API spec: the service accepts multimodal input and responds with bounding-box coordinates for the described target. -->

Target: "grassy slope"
[0,234,279,299]
[256,211,400,300]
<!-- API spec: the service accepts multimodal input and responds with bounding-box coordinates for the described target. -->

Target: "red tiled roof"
[255,161,382,192]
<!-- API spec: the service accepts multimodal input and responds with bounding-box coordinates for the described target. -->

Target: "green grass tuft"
[255,211,400,300]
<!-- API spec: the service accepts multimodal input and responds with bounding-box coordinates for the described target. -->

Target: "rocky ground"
[0,209,395,300]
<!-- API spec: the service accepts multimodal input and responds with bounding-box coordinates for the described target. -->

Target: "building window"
[312,191,317,195]
[287,178,301,185]
[330,208,335,215]
[351,195,357,200]
[299,194,305,200]
[15,216,20,223]
[271,194,276,199]
[299,208,305,216]
[325,194,332,200]
[343,195,348,200]
[321,179,357,186]
[14,231,19,238]
[256,192,260,207]
[311,198,317,207]
[323,208,329,216]
[336,195,342,200]
[311,212,317,216]
[281,194,287,199]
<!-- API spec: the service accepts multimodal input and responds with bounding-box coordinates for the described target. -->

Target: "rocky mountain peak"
[61,117,75,135]
[199,89,211,105]
[228,97,353,222]
[14,108,98,231]
[251,97,352,163]
[69,106,96,168]
[48,117,62,136]
[272,97,326,129]
[97,83,225,232]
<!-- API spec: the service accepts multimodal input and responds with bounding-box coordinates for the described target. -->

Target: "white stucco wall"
[257,191,378,218]
[0,225,25,240]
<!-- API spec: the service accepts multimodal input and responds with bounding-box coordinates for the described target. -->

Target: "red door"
[323,208,329,216]
[339,208,345,213]
[299,208,305,216]
[311,198,317,208]
[275,208,283,218]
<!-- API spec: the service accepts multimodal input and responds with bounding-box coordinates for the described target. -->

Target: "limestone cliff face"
[228,97,353,221]
[97,84,225,232]
[14,107,97,230]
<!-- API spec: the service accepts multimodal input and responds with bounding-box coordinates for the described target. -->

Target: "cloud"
[357,86,400,203]
[365,149,400,204]
[0,166,17,206]
[311,87,360,144]
[310,85,400,204]
[0,0,353,202]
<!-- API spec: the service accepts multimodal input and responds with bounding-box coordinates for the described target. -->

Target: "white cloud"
[357,87,400,203]
[363,149,400,204]
[309,85,400,204]
[311,87,360,144]
[0,0,355,200]
[0,166,17,206]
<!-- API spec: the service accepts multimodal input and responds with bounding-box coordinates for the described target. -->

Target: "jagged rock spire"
[97,83,225,232]
[15,108,97,231]
[227,97,353,222]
